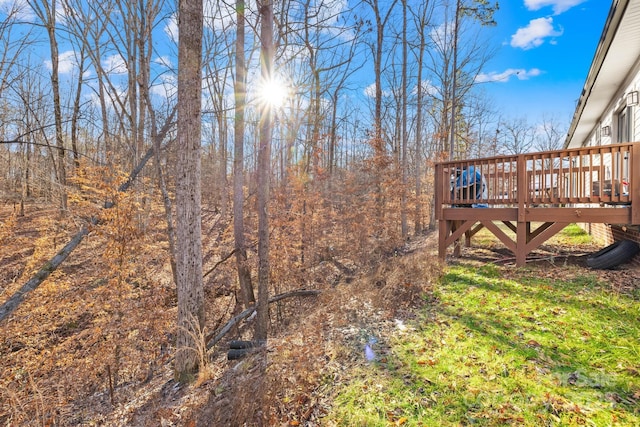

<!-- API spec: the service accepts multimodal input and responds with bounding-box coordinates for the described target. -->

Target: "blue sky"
[477,0,611,124]
[0,0,612,136]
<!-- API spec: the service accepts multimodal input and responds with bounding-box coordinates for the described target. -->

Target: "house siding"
[582,59,640,148]
[564,0,640,266]
[576,58,640,264]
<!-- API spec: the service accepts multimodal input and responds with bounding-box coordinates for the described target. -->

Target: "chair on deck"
[451,166,488,208]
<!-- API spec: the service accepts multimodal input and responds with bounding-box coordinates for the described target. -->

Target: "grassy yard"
[324,227,640,426]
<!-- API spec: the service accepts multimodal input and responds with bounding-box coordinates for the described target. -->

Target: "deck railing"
[435,142,640,211]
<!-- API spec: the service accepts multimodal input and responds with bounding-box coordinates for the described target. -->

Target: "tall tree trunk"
[233,0,255,309]
[400,0,408,238]
[255,0,274,342]
[21,141,30,217]
[367,0,397,220]
[415,24,425,233]
[372,0,383,145]
[150,106,178,287]
[217,112,229,217]
[449,0,461,161]
[50,2,67,212]
[29,0,68,211]
[175,0,204,380]
[70,42,87,171]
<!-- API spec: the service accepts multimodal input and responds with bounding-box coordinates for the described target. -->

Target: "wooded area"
[0,0,574,423]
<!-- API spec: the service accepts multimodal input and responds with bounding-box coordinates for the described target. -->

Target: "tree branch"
[205,288,321,350]
[203,239,257,278]
[203,248,237,278]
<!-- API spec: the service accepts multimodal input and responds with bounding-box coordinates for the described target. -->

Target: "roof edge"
[564,0,630,148]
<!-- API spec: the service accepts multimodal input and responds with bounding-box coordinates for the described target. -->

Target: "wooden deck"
[435,142,640,266]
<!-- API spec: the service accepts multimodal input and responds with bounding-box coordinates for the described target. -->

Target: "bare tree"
[175,0,205,380]
[535,113,567,152]
[0,2,33,99]
[295,0,363,177]
[424,0,497,159]
[365,0,398,146]
[149,104,178,287]
[501,116,535,155]
[62,0,113,162]
[463,91,499,159]
[326,45,363,179]
[448,0,498,159]
[255,0,275,342]
[410,0,435,233]
[9,65,55,211]
[201,0,237,216]
[532,114,567,176]
[106,0,161,161]
[233,0,256,308]
[400,0,408,238]
[67,42,88,171]
[28,0,68,211]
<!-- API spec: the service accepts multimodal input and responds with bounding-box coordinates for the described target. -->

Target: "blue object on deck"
[452,166,488,208]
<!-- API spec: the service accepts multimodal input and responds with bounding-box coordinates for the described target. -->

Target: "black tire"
[228,348,250,360]
[229,340,259,349]
[586,240,640,269]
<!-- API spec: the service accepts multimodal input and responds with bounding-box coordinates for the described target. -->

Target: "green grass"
[324,234,639,426]
[548,223,597,246]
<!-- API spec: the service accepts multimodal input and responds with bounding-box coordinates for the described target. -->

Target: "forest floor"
[1,202,639,426]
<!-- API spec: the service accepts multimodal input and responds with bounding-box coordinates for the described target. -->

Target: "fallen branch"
[203,248,237,278]
[203,240,257,278]
[205,288,321,351]
[0,109,176,323]
[0,223,91,321]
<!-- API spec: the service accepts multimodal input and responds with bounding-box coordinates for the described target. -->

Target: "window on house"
[615,106,632,194]
[617,106,631,142]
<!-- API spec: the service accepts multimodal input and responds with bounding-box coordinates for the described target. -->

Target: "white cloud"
[0,0,34,21]
[44,50,77,74]
[524,0,586,15]
[364,83,376,98]
[102,54,127,74]
[204,0,235,32]
[510,17,563,50]
[430,21,451,52]
[154,55,173,69]
[363,82,391,98]
[164,13,178,44]
[310,0,348,25]
[414,79,439,97]
[475,68,542,83]
[151,73,177,100]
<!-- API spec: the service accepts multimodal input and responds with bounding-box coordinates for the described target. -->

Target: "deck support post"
[438,219,448,262]
[453,221,462,257]
[516,222,528,266]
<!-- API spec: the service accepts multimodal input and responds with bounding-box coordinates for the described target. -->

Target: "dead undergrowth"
[106,233,442,426]
[0,202,441,426]
[4,201,635,426]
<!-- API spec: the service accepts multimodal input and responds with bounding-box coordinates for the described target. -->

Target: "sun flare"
[257,76,289,110]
